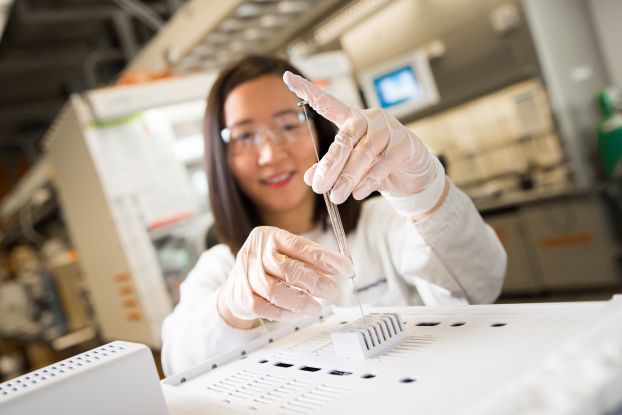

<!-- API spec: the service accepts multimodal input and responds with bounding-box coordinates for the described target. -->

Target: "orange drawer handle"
[126,311,142,321]
[122,297,139,308]
[113,272,131,282]
[540,233,592,248]
[117,284,135,295]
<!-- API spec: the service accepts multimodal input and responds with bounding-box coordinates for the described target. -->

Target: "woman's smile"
[261,171,294,189]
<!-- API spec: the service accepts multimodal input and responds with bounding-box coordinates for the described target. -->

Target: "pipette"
[298,100,367,325]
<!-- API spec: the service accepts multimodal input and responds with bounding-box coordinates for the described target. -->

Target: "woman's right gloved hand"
[217,226,352,328]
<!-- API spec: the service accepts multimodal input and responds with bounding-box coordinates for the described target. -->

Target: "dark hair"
[205,55,361,254]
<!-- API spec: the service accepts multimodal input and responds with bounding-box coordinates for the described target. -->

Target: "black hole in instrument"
[339,321,348,325]
[361,373,376,379]
[274,362,293,368]
[491,322,507,327]
[294,327,299,331]
[211,364,218,369]
[416,322,440,326]
[268,338,274,343]
[451,322,465,327]
[180,377,187,383]
[328,370,352,376]
[400,377,417,383]
[241,350,246,356]
[299,366,321,372]
[258,359,268,364]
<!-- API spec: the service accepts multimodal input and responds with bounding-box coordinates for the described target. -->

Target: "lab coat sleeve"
[160,245,268,376]
[386,179,507,305]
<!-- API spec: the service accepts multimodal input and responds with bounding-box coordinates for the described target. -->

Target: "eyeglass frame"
[220,109,311,152]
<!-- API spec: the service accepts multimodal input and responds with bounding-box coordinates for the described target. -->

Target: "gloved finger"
[329,109,392,204]
[283,71,351,129]
[353,123,419,199]
[250,293,299,321]
[263,251,339,299]
[304,163,317,186]
[271,227,353,278]
[352,159,391,200]
[310,116,367,194]
[310,131,354,194]
[250,273,321,315]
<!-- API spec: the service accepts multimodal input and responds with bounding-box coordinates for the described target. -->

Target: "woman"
[161,55,506,375]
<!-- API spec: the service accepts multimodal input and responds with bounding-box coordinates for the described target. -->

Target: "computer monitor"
[360,51,440,118]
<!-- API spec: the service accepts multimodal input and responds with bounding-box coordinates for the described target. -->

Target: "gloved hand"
[218,226,352,325]
[283,71,447,218]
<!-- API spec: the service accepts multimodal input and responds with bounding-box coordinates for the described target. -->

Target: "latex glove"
[283,71,446,218]
[219,226,352,323]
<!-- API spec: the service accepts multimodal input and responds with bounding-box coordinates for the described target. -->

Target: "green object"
[596,88,622,179]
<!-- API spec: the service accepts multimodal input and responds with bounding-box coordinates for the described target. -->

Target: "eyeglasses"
[221,110,309,155]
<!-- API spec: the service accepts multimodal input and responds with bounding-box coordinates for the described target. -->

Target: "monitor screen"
[373,65,421,109]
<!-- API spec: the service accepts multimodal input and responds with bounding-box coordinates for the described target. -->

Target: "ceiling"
[0,0,178,168]
[0,0,373,187]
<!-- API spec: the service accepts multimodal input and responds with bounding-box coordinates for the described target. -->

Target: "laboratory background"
[0,0,620,395]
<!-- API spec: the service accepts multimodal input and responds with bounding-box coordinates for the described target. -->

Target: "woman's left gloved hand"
[283,71,447,219]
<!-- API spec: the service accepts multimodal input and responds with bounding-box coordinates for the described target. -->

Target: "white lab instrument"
[45,73,215,348]
[161,297,622,415]
[2,299,619,415]
[0,341,168,415]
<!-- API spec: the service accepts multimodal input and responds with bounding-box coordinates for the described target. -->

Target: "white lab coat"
[161,180,507,375]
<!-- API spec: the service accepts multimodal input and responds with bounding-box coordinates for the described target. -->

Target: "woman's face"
[224,75,318,218]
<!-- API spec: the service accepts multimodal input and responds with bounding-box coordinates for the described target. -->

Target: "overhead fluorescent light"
[277,1,311,14]
[191,44,216,57]
[204,32,229,44]
[243,27,268,41]
[236,3,265,18]
[313,0,390,45]
[228,40,246,52]
[259,14,289,28]
[220,18,247,32]
[287,39,311,59]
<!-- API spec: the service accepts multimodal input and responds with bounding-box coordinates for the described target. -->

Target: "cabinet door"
[485,212,543,294]
[519,195,622,290]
